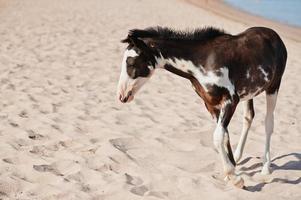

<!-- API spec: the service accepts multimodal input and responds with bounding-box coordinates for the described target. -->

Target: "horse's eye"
[126,57,135,66]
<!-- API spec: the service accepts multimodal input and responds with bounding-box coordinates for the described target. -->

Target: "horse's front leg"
[213,98,244,188]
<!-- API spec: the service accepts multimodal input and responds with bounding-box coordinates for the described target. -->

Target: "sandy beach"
[0,0,300,199]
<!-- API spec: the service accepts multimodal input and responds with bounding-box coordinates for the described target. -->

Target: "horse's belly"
[238,87,265,101]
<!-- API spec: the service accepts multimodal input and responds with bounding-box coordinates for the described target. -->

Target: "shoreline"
[183,0,301,42]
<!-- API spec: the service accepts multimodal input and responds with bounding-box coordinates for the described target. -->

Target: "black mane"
[128,26,228,41]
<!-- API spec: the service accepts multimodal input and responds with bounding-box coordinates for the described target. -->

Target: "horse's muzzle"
[119,90,133,103]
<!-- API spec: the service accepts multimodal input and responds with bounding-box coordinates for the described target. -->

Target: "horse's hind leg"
[234,99,255,163]
[262,91,278,175]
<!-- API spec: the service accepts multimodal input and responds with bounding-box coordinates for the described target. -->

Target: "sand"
[0,0,300,199]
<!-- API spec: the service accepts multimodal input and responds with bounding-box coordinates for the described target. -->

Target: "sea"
[223,0,301,27]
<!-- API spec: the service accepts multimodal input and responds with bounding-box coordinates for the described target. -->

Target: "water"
[223,0,301,27]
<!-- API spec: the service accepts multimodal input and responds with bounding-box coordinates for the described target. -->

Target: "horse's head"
[117,32,158,103]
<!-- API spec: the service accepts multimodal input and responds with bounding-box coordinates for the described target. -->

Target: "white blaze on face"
[117,49,153,103]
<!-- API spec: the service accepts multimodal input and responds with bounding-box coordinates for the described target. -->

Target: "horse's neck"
[154,42,206,79]
[154,41,221,117]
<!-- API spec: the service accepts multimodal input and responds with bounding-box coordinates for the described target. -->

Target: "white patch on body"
[213,108,236,176]
[155,56,235,96]
[259,65,269,82]
[237,65,271,101]
[148,65,154,70]
[223,99,232,106]
[246,69,250,79]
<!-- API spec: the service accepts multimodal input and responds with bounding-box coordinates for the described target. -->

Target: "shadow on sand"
[238,153,301,192]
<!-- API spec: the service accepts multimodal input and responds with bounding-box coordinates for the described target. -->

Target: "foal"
[117,26,287,188]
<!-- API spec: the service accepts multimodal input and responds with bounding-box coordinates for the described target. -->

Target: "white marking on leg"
[213,106,234,175]
[262,92,277,175]
[234,100,253,162]
[213,119,234,175]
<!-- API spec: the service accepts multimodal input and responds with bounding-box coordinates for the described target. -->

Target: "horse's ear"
[121,33,155,54]
[121,30,140,44]
[131,37,148,49]
[121,37,131,43]
[120,35,139,45]
[122,36,149,51]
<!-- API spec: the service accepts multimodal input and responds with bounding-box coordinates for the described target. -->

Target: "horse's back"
[244,27,287,94]
[225,27,287,97]
[238,27,287,68]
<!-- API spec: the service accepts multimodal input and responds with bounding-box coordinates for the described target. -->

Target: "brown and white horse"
[117,26,287,188]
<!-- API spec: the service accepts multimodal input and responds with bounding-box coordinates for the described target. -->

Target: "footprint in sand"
[2,157,20,165]
[30,145,53,157]
[8,138,30,150]
[58,140,74,148]
[9,120,19,127]
[109,138,139,161]
[130,185,149,196]
[125,173,143,186]
[199,163,216,173]
[148,191,169,199]
[0,177,21,198]
[19,110,28,118]
[65,171,84,183]
[211,173,229,190]
[198,130,214,148]
[51,124,63,132]
[33,160,80,176]
[124,173,149,196]
[33,164,61,175]
[27,129,46,140]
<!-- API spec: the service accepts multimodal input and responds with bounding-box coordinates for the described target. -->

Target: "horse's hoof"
[224,175,230,182]
[261,167,271,175]
[232,176,244,189]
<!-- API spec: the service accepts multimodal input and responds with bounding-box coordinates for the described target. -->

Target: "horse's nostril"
[122,96,128,103]
[119,91,133,103]
[128,90,132,97]
[119,94,126,103]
